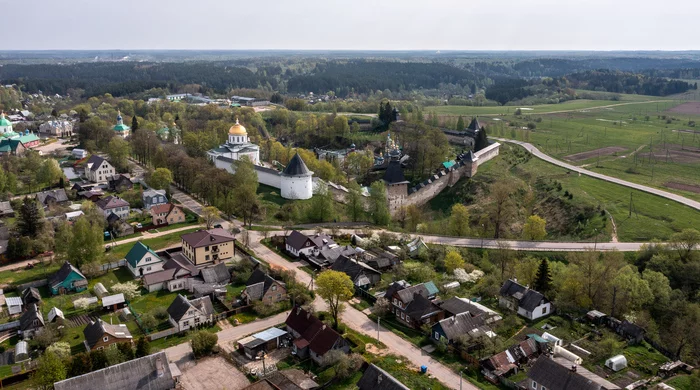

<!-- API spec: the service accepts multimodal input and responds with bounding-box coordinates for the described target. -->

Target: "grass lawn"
[229,311,257,325]
[146,221,201,233]
[108,227,202,259]
[149,324,221,351]
[666,375,700,390]
[129,289,181,316]
[0,262,59,286]
[369,355,450,390]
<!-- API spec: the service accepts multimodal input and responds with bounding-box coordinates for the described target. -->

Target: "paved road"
[498,138,700,212]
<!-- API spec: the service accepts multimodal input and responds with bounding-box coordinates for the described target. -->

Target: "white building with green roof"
[125,241,164,277]
[112,111,131,138]
[0,112,13,135]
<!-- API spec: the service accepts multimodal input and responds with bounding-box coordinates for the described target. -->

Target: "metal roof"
[252,327,288,342]
[5,296,22,306]
[102,293,125,307]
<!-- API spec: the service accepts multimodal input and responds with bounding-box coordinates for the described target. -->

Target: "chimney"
[156,355,165,377]
[377,374,383,384]
[570,365,577,373]
[512,277,517,283]
[451,316,457,324]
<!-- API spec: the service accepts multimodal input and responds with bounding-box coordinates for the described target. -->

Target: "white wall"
[281,175,313,199]
[213,159,281,188]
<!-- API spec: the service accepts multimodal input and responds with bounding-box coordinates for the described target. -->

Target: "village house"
[35,189,70,208]
[19,303,44,339]
[54,351,176,390]
[48,307,65,323]
[125,242,165,277]
[167,294,214,332]
[84,155,115,183]
[48,261,88,295]
[329,255,381,289]
[141,251,198,292]
[359,248,400,271]
[150,203,185,226]
[242,268,287,305]
[71,148,88,159]
[285,307,349,365]
[285,231,336,258]
[143,189,168,210]
[96,195,130,220]
[242,370,320,390]
[481,337,541,380]
[527,356,621,390]
[499,279,552,321]
[431,312,496,349]
[0,201,14,217]
[357,363,410,390]
[21,287,41,306]
[107,174,133,193]
[237,327,290,360]
[181,228,235,266]
[305,244,358,269]
[39,120,73,138]
[83,319,133,351]
[439,296,502,320]
[102,293,126,312]
[389,281,442,328]
[0,132,40,156]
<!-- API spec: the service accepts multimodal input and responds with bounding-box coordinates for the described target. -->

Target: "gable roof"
[357,364,410,390]
[436,312,488,341]
[108,174,132,188]
[528,356,620,390]
[83,319,132,349]
[143,189,166,201]
[36,189,68,205]
[286,230,315,251]
[520,290,548,311]
[266,369,320,390]
[330,256,381,284]
[282,153,311,176]
[307,325,344,356]
[150,203,181,216]
[21,287,41,305]
[181,228,234,248]
[125,241,161,268]
[439,297,486,317]
[19,304,44,331]
[200,262,230,284]
[95,195,129,210]
[48,262,86,289]
[167,294,193,322]
[245,268,284,300]
[286,307,320,335]
[54,351,174,390]
[467,117,482,131]
[189,296,214,317]
[86,155,107,172]
[499,279,549,311]
[404,294,442,322]
[395,283,429,303]
[383,161,408,185]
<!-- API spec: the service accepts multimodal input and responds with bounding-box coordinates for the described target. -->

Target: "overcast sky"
[3,0,699,51]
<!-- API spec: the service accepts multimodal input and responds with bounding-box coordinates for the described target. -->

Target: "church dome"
[0,113,11,127]
[228,118,247,135]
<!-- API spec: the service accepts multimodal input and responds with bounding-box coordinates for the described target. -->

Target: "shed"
[6,296,22,315]
[102,293,126,311]
[238,327,289,359]
[541,332,563,346]
[48,307,65,323]
[94,283,108,298]
[605,355,628,372]
[14,341,28,362]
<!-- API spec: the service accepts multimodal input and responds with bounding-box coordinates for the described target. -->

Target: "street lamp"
[593,228,598,251]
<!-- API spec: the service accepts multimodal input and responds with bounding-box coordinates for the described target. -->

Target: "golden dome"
[228,118,247,135]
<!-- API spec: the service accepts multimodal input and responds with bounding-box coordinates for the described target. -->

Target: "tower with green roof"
[112,111,131,138]
[0,112,15,136]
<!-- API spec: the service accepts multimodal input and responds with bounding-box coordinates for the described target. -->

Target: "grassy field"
[109,227,202,259]
[0,262,59,286]
[431,94,700,202]
[666,374,700,390]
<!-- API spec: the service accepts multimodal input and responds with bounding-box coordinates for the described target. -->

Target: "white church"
[207,119,314,200]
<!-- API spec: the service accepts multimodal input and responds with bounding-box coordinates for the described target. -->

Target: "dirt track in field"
[665,182,700,194]
[565,146,626,162]
[669,102,700,115]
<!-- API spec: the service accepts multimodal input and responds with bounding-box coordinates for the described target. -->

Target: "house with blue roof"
[125,241,164,277]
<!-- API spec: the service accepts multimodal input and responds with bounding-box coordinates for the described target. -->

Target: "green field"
[472,144,700,241]
[109,227,202,259]
[432,97,700,203]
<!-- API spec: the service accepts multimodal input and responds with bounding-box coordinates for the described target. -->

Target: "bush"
[190,330,218,358]
[111,282,141,300]
[153,306,169,321]
[140,313,157,330]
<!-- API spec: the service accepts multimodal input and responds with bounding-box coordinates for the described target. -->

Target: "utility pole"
[594,228,598,251]
[377,317,380,344]
[460,371,463,390]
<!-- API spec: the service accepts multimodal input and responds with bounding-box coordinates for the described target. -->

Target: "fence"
[99,259,126,272]
[355,287,377,305]
[0,321,20,332]
[149,327,179,341]
[15,279,48,291]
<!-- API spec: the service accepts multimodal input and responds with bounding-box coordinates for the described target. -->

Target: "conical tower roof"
[282,153,312,176]
[467,117,481,131]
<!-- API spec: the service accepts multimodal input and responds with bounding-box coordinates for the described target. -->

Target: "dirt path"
[475,100,669,117]
[606,211,619,243]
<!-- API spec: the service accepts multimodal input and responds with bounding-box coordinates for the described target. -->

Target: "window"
[401,313,405,320]
[205,246,210,251]
[103,337,109,342]
[271,285,277,291]
[435,332,440,340]
[146,266,152,271]
[277,294,281,299]
[183,321,189,327]
[145,257,151,262]
[541,387,546,390]
[542,306,548,314]
[532,381,537,389]
[195,318,200,324]
[97,346,104,350]
[205,255,210,261]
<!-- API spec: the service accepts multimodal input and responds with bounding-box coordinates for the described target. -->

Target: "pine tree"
[17,197,43,236]
[475,126,489,151]
[456,116,465,131]
[51,109,58,118]
[533,258,552,294]
[135,336,151,358]
[131,115,139,132]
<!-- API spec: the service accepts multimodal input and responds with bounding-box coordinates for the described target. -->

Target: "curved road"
[497,138,700,212]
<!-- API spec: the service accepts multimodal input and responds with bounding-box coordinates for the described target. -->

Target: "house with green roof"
[0,113,14,135]
[112,111,131,138]
[49,262,88,295]
[125,241,164,277]
[0,132,40,156]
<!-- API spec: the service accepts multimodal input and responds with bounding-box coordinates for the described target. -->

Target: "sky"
[3,0,699,51]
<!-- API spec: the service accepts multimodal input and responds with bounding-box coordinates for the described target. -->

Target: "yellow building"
[180,228,236,266]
